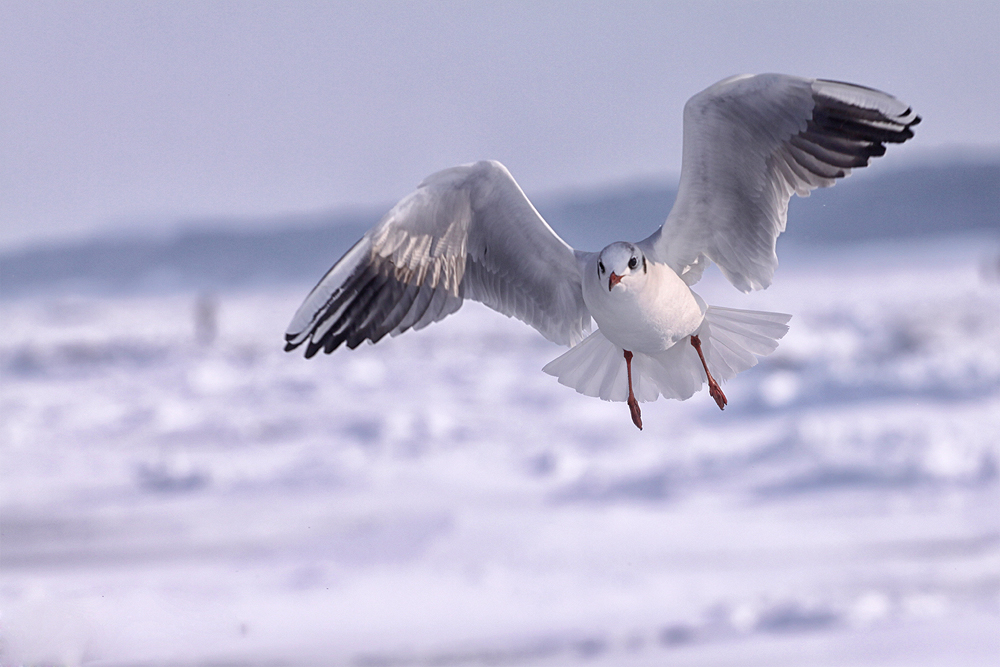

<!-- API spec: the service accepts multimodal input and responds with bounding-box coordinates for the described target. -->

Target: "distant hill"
[0,215,376,298]
[783,161,1000,243]
[540,161,999,249]
[1,160,997,298]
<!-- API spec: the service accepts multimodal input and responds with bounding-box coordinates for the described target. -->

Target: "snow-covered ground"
[2,236,998,666]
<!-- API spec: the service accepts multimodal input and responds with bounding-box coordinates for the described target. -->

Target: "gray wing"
[641,73,920,292]
[284,160,591,357]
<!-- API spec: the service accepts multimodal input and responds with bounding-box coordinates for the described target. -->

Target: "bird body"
[581,244,703,354]
[284,73,919,428]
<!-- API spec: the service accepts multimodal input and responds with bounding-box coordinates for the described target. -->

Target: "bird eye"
[598,261,605,274]
[628,257,638,269]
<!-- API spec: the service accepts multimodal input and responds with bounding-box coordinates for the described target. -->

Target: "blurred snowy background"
[3,163,998,666]
[2,2,1000,665]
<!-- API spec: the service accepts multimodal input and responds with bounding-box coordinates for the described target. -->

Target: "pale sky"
[2,1,998,249]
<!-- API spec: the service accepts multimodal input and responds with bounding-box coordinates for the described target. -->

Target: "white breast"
[582,260,705,354]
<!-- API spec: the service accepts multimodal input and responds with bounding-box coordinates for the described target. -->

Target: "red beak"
[609,272,622,291]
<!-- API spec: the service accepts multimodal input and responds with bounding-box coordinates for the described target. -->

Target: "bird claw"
[691,334,727,411]
[628,397,643,430]
[623,349,643,430]
[709,379,727,410]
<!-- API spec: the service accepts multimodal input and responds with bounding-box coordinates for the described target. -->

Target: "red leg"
[690,335,727,410]
[624,350,643,430]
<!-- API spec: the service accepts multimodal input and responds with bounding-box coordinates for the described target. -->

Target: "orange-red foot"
[708,378,727,410]
[624,350,643,430]
[690,334,727,411]
[628,396,643,430]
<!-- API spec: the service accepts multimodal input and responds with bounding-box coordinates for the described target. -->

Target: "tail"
[542,306,790,402]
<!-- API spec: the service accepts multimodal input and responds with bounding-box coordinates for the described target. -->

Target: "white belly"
[583,262,704,353]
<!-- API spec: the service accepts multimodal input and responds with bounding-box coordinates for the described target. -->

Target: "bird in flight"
[285,73,919,429]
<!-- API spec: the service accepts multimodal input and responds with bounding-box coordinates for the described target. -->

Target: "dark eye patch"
[598,261,605,274]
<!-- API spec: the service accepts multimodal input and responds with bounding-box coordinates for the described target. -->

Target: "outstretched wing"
[642,73,920,291]
[284,160,591,357]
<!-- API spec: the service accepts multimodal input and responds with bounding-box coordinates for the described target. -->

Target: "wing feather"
[642,73,919,292]
[285,160,591,355]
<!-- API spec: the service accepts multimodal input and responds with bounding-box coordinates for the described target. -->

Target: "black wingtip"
[324,332,345,354]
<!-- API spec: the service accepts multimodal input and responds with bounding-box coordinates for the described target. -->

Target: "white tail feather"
[543,306,790,403]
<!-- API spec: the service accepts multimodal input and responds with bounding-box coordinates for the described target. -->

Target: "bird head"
[596,242,647,293]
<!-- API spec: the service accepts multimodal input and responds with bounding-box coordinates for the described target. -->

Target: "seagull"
[284,73,919,429]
